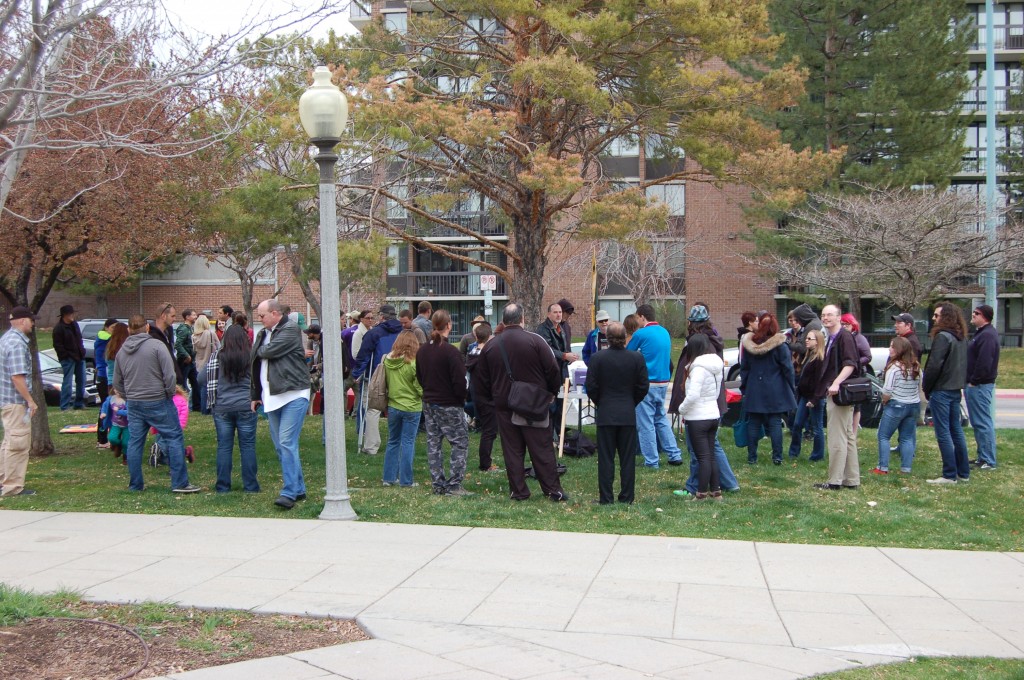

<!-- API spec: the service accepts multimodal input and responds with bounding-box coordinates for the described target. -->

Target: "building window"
[382,11,407,34]
[645,183,685,216]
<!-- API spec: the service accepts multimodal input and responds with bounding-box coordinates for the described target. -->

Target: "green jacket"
[174,322,194,361]
[384,356,422,412]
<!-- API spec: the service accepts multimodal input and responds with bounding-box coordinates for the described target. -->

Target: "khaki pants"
[826,399,859,487]
[0,404,32,496]
[362,408,381,454]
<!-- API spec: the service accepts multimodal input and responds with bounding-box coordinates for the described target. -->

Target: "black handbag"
[498,337,553,424]
[833,376,873,406]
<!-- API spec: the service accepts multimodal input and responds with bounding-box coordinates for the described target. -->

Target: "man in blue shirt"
[626,303,683,468]
[1,306,38,497]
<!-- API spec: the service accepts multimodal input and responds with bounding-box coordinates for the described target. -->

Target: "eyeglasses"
[598,319,609,324]
[972,311,982,316]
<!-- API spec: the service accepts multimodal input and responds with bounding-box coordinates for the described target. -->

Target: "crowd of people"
[0,295,1002,505]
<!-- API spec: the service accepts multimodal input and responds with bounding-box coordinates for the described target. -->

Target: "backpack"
[562,430,597,457]
[367,361,389,412]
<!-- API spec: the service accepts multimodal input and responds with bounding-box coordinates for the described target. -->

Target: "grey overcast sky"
[170,0,355,41]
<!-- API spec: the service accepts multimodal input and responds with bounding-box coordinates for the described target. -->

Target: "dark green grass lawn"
[4,405,1022,552]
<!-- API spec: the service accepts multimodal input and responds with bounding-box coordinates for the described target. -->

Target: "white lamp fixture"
[299,65,349,141]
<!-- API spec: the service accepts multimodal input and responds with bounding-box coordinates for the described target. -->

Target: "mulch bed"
[0,603,369,679]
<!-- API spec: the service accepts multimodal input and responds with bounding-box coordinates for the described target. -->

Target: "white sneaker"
[926,477,957,485]
[980,463,996,470]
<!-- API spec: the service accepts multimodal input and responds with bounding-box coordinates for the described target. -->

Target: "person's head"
[684,332,715,364]
[740,310,758,332]
[418,300,432,316]
[502,303,524,327]
[347,310,362,326]
[182,309,196,324]
[606,321,627,349]
[103,317,119,331]
[398,309,415,329]
[804,328,826,363]
[623,313,639,336]
[219,324,252,382]
[304,325,322,341]
[128,314,149,335]
[557,298,574,318]
[153,302,176,329]
[8,306,35,334]
[787,312,799,330]
[256,299,283,330]
[474,322,492,345]
[595,309,610,332]
[931,301,968,338]
[360,309,374,327]
[431,309,452,343]
[218,305,234,322]
[752,313,780,343]
[888,335,920,378]
[546,302,563,325]
[892,312,915,336]
[972,304,994,328]
[193,314,212,335]
[634,303,656,324]
[233,312,248,328]
[106,322,129,359]
[390,329,420,361]
[281,305,291,318]
[59,304,75,322]
[687,304,709,324]
[379,303,397,320]
[840,313,860,334]
[820,304,842,332]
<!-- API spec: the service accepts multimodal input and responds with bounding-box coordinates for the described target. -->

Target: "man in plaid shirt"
[1,306,39,497]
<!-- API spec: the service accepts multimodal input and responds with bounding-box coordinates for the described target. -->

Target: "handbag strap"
[496,335,516,381]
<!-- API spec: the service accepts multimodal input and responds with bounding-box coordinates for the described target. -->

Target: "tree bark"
[508,212,548,329]
[27,330,56,457]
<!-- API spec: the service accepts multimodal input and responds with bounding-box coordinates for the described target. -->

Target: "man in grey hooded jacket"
[113,315,199,494]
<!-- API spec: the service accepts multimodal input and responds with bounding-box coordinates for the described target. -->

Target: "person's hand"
[828,381,841,396]
[564,352,579,362]
[251,400,262,412]
[305,349,315,358]
[27,400,38,416]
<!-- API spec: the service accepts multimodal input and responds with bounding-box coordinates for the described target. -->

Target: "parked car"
[75,318,128,368]
[38,351,100,407]
[721,344,889,381]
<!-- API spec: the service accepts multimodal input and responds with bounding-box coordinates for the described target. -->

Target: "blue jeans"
[383,408,421,486]
[266,398,308,500]
[213,410,259,492]
[877,400,917,471]
[788,400,825,461]
[747,412,784,463]
[635,385,682,467]
[684,426,739,493]
[929,389,970,480]
[59,359,85,410]
[126,398,189,491]
[965,383,996,466]
[197,369,210,414]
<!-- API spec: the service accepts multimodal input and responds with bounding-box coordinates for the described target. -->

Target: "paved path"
[1,510,1022,679]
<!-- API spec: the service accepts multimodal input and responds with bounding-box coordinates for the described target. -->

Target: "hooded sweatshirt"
[384,356,423,412]
[789,303,822,361]
[112,333,178,402]
[93,329,111,379]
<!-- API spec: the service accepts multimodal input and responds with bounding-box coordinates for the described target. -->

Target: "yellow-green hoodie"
[384,356,423,412]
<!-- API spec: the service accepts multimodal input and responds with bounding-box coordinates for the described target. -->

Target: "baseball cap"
[9,306,35,321]
[891,313,915,325]
[595,310,610,322]
[347,310,362,320]
[378,304,397,316]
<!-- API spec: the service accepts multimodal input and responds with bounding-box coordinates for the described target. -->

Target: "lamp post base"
[320,494,358,521]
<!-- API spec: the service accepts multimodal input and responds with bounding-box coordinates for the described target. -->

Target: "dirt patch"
[0,602,369,679]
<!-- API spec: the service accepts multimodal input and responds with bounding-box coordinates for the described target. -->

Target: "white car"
[722,344,889,382]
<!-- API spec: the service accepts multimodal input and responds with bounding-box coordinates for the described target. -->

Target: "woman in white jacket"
[677,334,726,500]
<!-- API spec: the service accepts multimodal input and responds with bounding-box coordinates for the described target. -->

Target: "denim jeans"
[965,383,996,466]
[929,389,970,480]
[197,369,210,414]
[59,358,85,410]
[788,400,825,461]
[213,410,259,492]
[635,385,682,467]
[383,407,421,486]
[684,426,739,493]
[876,400,917,471]
[126,398,189,491]
[747,412,784,463]
[266,397,308,500]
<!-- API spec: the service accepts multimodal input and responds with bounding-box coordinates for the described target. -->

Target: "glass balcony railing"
[959,86,1024,112]
[969,25,1024,51]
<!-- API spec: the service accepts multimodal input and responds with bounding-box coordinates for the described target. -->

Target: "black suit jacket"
[585,347,649,426]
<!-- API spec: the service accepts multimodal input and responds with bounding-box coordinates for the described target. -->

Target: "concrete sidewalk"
[1,510,1022,679]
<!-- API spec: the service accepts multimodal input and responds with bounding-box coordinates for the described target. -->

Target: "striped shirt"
[0,328,33,406]
[882,362,920,404]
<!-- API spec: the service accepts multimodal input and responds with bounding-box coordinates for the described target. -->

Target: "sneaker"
[899,468,912,474]
[446,486,475,497]
[957,477,970,483]
[668,459,684,466]
[185,445,194,464]
[813,483,842,490]
[980,463,996,470]
[970,459,983,467]
[382,481,397,487]
[148,443,159,468]
[926,477,957,485]
[870,467,889,475]
[97,442,110,449]
[173,484,202,494]
[399,482,419,488]
[672,489,693,498]
[549,491,571,502]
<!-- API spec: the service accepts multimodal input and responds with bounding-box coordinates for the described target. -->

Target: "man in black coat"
[585,322,649,505]
[52,304,86,410]
[473,303,570,502]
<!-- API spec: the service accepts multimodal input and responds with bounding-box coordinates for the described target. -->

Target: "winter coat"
[789,303,822,362]
[923,328,967,397]
[112,334,178,402]
[852,332,872,372]
[678,353,725,422]
[536,318,571,378]
[52,318,85,362]
[250,316,309,400]
[668,328,724,414]
[93,330,111,379]
[739,333,797,414]
[384,356,423,412]
[966,323,1000,385]
[585,346,649,426]
[353,318,403,380]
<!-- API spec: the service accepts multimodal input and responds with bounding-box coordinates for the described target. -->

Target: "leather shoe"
[813,483,842,490]
[296,493,307,501]
[273,495,295,509]
[549,491,571,502]
[668,459,683,466]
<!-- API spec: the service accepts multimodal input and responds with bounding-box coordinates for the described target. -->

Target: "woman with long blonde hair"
[381,330,424,488]
[192,314,220,413]
[788,328,826,462]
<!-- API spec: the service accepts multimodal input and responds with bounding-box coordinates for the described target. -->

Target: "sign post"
[480,273,497,317]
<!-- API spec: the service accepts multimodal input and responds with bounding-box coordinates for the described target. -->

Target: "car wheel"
[727,365,741,382]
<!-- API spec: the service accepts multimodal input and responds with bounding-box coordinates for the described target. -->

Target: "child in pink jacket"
[149,386,194,465]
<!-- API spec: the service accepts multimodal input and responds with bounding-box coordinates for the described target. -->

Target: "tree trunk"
[27,330,56,457]
[96,294,108,318]
[508,214,548,328]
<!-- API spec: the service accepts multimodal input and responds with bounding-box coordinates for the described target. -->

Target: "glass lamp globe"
[299,65,349,141]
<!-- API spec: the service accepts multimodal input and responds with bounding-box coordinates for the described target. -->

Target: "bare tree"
[597,232,688,306]
[749,187,1024,311]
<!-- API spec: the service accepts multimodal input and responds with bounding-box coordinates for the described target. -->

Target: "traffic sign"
[480,274,497,291]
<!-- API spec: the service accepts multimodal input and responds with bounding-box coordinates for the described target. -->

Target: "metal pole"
[314,140,357,521]
[985,0,998,325]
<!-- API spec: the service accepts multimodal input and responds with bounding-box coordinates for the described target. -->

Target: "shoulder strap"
[497,335,515,380]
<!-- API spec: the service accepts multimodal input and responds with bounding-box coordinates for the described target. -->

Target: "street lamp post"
[299,64,357,521]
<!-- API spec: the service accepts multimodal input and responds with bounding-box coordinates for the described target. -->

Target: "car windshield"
[38,352,60,371]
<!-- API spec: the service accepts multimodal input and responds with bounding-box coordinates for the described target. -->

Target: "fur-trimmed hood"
[741,332,788,355]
